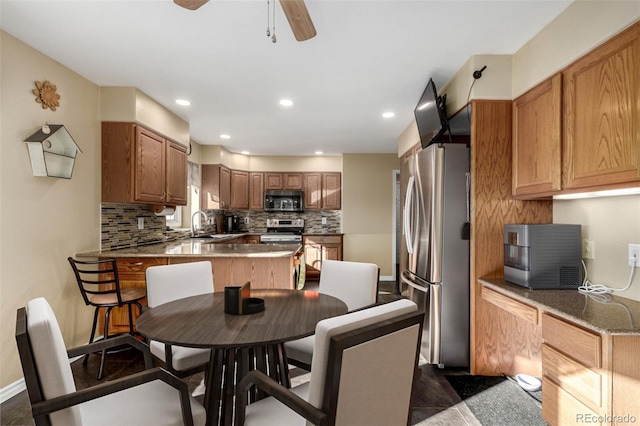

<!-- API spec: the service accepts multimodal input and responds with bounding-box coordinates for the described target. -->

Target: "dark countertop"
[480,277,640,335]
[77,239,302,259]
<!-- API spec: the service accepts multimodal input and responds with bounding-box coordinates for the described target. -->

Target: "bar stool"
[67,257,146,379]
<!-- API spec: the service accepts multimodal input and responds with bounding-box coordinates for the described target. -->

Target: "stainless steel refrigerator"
[400,143,470,367]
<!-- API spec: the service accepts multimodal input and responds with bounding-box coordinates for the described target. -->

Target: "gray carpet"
[445,375,544,426]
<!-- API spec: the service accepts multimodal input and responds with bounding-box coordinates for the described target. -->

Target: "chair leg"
[84,307,100,366]
[127,303,134,335]
[99,307,114,380]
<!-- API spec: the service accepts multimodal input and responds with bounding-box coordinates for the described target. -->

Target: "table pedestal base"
[203,343,291,426]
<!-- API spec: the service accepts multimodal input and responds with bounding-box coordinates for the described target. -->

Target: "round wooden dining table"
[136,289,348,426]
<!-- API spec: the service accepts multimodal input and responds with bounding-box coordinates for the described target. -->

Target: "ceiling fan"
[173,0,316,42]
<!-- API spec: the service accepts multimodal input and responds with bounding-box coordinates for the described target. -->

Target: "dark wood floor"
[2,280,478,425]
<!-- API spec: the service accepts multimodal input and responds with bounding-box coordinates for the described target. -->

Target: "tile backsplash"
[101,203,342,250]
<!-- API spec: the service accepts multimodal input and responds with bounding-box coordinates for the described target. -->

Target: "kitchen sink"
[191,234,231,240]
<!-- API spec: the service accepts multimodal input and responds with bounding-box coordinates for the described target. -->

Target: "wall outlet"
[321,217,327,225]
[244,217,249,225]
[137,217,144,230]
[582,239,595,260]
[629,244,640,267]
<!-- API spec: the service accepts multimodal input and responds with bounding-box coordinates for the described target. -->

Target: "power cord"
[578,256,637,295]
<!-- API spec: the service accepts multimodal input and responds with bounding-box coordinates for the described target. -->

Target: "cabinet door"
[249,172,264,210]
[322,172,341,209]
[323,244,342,261]
[512,74,562,198]
[304,173,322,210]
[304,244,322,276]
[134,127,166,203]
[562,22,640,190]
[201,164,221,209]
[283,173,303,189]
[219,166,231,209]
[265,172,283,190]
[230,170,249,209]
[165,141,188,206]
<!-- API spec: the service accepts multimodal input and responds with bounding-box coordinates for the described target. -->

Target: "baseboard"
[2,356,82,404]
[379,275,395,282]
[1,378,26,404]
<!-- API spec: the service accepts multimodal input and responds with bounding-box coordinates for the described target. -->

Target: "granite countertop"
[480,277,640,335]
[78,239,302,259]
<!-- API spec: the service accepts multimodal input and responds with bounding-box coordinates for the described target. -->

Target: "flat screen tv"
[414,78,449,148]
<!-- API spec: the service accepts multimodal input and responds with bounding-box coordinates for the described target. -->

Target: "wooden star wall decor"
[33,80,60,111]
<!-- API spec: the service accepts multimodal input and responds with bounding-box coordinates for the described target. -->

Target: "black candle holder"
[224,282,264,315]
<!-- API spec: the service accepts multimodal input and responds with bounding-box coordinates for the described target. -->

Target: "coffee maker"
[225,215,240,233]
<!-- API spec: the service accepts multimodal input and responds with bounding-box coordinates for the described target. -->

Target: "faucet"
[191,210,208,237]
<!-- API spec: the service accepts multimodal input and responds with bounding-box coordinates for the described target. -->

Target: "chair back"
[319,260,379,311]
[145,261,214,308]
[307,299,422,426]
[68,257,122,307]
[16,297,82,425]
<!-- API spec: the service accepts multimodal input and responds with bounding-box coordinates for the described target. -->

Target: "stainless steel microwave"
[264,190,304,212]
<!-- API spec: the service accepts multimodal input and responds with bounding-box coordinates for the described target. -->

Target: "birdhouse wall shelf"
[23,125,82,179]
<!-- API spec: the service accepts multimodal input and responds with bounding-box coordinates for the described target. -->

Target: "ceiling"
[0,0,573,156]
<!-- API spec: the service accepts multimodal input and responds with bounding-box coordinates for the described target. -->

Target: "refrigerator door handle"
[401,270,430,291]
[403,175,415,254]
[401,270,442,365]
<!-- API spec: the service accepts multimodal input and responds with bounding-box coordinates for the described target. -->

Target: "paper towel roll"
[154,207,175,216]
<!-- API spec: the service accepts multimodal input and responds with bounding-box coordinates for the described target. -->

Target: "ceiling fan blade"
[279,0,317,42]
[173,0,209,11]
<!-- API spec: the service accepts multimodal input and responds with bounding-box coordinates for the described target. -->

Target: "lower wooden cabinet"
[541,313,640,425]
[303,234,343,280]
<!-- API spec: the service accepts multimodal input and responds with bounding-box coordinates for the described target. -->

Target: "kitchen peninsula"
[77,238,301,333]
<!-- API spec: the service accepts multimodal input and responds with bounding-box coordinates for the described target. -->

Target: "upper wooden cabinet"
[201,164,231,209]
[165,141,188,205]
[303,172,341,210]
[249,172,264,210]
[102,122,188,206]
[230,170,249,209]
[512,74,562,198]
[513,22,640,198]
[264,172,304,190]
[562,22,640,191]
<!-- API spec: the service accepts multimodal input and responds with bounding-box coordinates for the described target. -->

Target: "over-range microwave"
[264,190,304,212]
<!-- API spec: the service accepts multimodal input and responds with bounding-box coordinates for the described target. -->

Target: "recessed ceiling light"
[220,134,231,139]
[315,151,323,155]
[175,99,191,106]
[241,150,250,155]
[382,112,395,118]
[279,99,294,107]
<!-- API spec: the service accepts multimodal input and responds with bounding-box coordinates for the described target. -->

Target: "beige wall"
[1,31,100,389]
[554,195,640,301]
[512,0,640,97]
[100,86,190,147]
[342,154,399,277]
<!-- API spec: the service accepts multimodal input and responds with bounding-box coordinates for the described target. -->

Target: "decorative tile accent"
[101,203,342,250]
[100,203,174,250]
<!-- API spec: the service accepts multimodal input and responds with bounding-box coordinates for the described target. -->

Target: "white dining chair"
[236,299,422,426]
[285,259,379,370]
[145,261,214,378]
[16,297,206,426]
